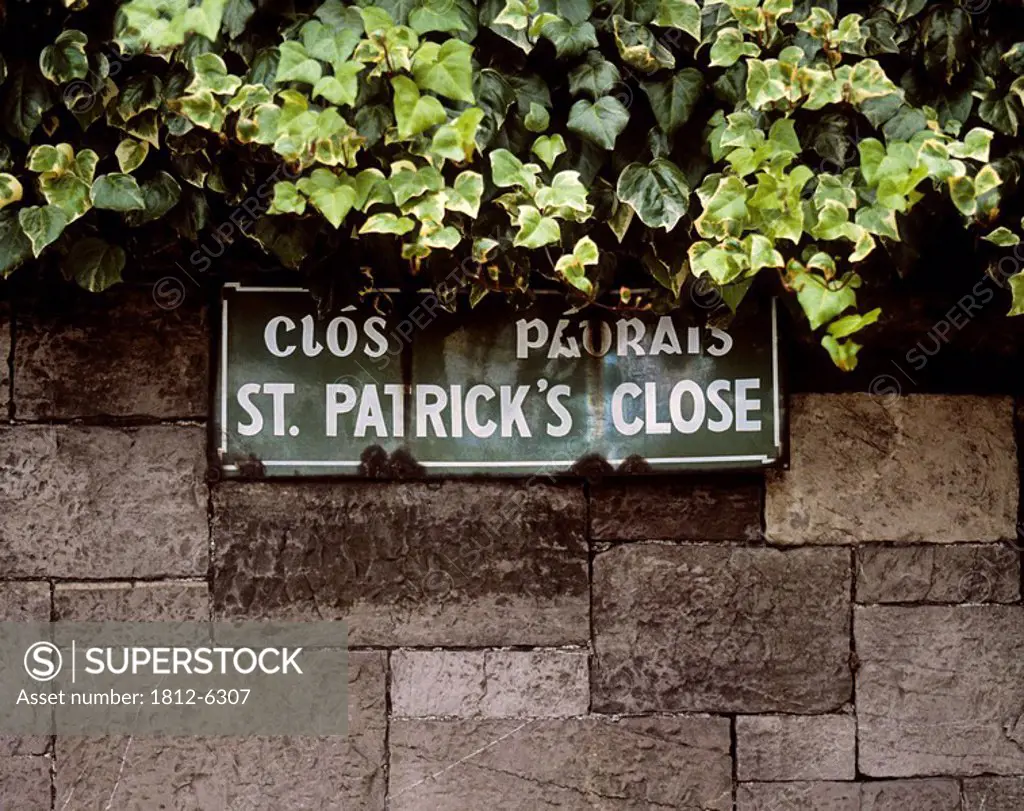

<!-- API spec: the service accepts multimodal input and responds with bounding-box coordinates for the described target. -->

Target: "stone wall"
[1,287,1022,810]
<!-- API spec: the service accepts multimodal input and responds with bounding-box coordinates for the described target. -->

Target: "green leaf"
[616,158,691,231]
[653,0,700,41]
[358,212,413,235]
[489,148,541,189]
[63,237,125,292]
[18,205,68,257]
[312,63,363,106]
[410,0,470,34]
[297,168,357,227]
[513,205,561,248]
[983,226,1019,247]
[411,39,475,103]
[531,134,567,169]
[431,108,484,163]
[3,65,53,142]
[0,210,32,277]
[391,75,447,139]
[709,28,760,68]
[117,74,163,120]
[524,102,549,132]
[535,170,591,218]
[567,96,629,150]
[267,181,307,215]
[540,19,598,59]
[276,41,323,85]
[979,95,1019,137]
[613,16,676,73]
[948,127,994,162]
[178,89,226,130]
[445,170,484,217]
[568,51,621,99]
[187,53,244,96]
[642,69,703,136]
[91,173,146,211]
[223,0,256,38]
[40,29,89,84]
[125,171,182,225]
[0,173,22,210]
[1009,271,1024,316]
[115,138,149,173]
[792,270,860,329]
[821,333,864,371]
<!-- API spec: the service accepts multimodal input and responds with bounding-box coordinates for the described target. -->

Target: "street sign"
[214,284,786,476]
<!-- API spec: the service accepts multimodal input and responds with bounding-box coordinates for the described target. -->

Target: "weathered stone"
[55,581,209,621]
[963,776,1024,810]
[0,426,208,578]
[213,482,588,646]
[0,582,49,620]
[590,476,762,541]
[766,394,1017,543]
[737,782,860,811]
[859,779,961,810]
[0,307,9,417]
[856,605,1024,776]
[55,651,385,809]
[857,544,1020,603]
[391,650,589,718]
[389,715,732,810]
[14,287,207,419]
[593,544,851,713]
[0,757,51,810]
[736,715,855,781]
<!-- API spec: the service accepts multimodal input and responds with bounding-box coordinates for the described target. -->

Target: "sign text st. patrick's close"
[214,284,786,476]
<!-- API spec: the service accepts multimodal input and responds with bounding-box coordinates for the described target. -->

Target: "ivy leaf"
[267,181,307,215]
[792,269,860,329]
[297,168,357,227]
[411,40,475,103]
[360,212,416,234]
[531,134,567,169]
[223,0,256,38]
[567,96,629,150]
[540,19,598,59]
[312,63,363,106]
[178,89,226,131]
[524,102,549,132]
[410,0,470,34]
[710,28,760,68]
[0,173,22,210]
[0,210,32,277]
[125,171,182,225]
[392,75,447,139]
[616,158,691,230]
[949,127,994,162]
[1009,271,1024,316]
[40,30,89,84]
[568,51,621,100]
[642,69,703,135]
[489,148,541,189]
[63,237,126,292]
[554,235,599,295]
[187,53,243,96]
[978,95,1019,137]
[983,226,1019,247]
[18,205,69,257]
[431,108,484,163]
[513,205,561,248]
[535,170,591,219]
[3,65,54,142]
[653,0,700,41]
[117,74,163,121]
[445,170,484,217]
[91,173,147,211]
[275,41,323,85]
[116,138,149,173]
[612,16,675,73]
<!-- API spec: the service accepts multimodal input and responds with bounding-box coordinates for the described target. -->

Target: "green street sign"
[214,284,786,476]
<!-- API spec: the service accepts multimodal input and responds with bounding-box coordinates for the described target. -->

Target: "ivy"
[0,0,1021,369]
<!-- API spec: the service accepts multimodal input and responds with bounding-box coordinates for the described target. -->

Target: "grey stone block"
[859,779,961,810]
[590,476,762,541]
[736,714,856,781]
[593,544,852,713]
[0,757,50,811]
[737,782,860,811]
[857,544,1020,603]
[389,715,732,810]
[55,651,386,810]
[13,288,207,419]
[391,650,588,718]
[963,776,1024,810]
[0,425,208,578]
[55,581,209,621]
[856,605,1024,776]
[0,582,49,620]
[213,482,588,646]
[766,394,1018,543]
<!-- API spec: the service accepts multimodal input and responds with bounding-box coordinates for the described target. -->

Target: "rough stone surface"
[14,287,208,419]
[765,394,1018,543]
[213,482,588,646]
[0,425,208,578]
[389,715,732,810]
[857,544,1020,603]
[737,782,860,811]
[593,544,852,713]
[859,779,961,810]
[391,650,589,718]
[856,605,1024,776]
[963,776,1024,810]
[590,476,762,541]
[55,581,209,621]
[736,714,856,781]
[0,582,49,620]
[55,651,386,810]
[0,757,51,811]
[0,307,8,417]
